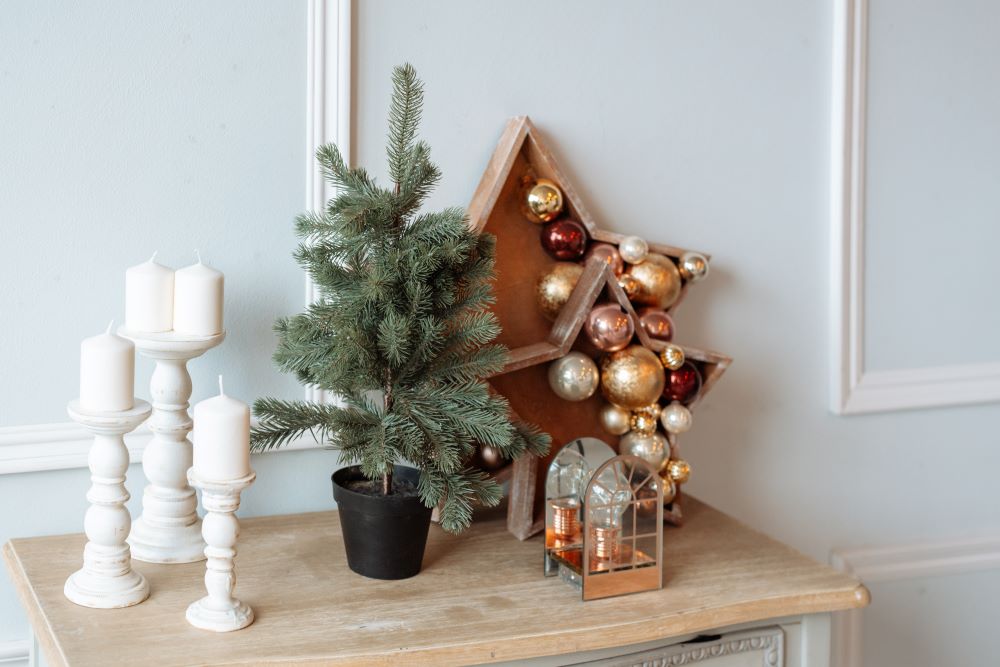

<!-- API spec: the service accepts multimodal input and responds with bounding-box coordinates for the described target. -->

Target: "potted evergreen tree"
[250,65,549,580]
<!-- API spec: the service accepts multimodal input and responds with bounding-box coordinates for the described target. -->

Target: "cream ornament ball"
[660,401,693,434]
[547,352,600,401]
[618,236,649,264]
[599,403,632,436]
[619,431,669,471]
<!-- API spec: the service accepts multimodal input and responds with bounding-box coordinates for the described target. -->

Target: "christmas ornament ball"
[524,178,564,223]
[624,253,682,309]
[638,308,674,342]
[548,352,600,401]
[600,345,666,410]
[659,343,685,370]
[535,262,583,320]
[477,444,505,471]
[629,411,658,435]
[599,403,632,436]
[618,236,649,264]
[584,243,624,276]
[618,274,641,300]
[584,303,635,352]
[619,431,669,471]
[660,401,693,434]
[666,459,691,485]
[663,361,703,405]
[660,474,677,504]
[541,219,588,261]
[679,251,710,282]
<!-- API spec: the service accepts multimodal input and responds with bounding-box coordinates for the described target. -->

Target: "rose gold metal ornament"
[583,243,624,276]
[638,308,674,342]
[584,304,635,353]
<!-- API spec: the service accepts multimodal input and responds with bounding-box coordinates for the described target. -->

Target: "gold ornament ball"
[660,474,677,504]
[679,251,710,282]
[666,459,691,485]
[600,345,666,410]
[660,401,693,434]
[599,403,632,436]
[548,352,600,401]
[618,235,649,264]
[624,253,682,309]
[535,262,583,320]
[629,412,658,435]
[524,178,564,223]
[635,403,662,420]
[659,343,686,370]
[618,274,640,300]
[619,431,669,471]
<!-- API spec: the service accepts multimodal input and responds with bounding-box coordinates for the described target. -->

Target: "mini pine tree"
[251,64,550,533]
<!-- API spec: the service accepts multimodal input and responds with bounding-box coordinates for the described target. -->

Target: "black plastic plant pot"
[331,464,432,580]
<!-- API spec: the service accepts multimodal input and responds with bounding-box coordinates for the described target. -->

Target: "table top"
[3,497,868,666]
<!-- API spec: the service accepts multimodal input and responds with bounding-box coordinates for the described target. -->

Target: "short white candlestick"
[65,399,151,609]
[186,469,256,633]
[119,328,226,563]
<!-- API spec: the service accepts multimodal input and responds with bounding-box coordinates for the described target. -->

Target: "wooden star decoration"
[467,116,732,539]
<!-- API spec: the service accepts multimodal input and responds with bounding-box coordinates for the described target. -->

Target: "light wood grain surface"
[3,497,868,667]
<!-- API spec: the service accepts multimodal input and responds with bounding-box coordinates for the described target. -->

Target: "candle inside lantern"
[79,321,135,412]
[173,251,224,336]
[192,376,250,481]
[125,252,174,333]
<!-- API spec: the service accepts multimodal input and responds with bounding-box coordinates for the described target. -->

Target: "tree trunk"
[382,469,393,495]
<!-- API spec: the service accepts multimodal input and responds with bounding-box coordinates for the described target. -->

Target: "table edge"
[3,541,69,667]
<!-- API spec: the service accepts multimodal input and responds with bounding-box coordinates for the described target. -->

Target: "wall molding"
[829,0,1000,415]
[830,536,1000,667]
[0,639,30,666]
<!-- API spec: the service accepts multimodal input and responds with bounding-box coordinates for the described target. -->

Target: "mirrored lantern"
[544,439,664,601]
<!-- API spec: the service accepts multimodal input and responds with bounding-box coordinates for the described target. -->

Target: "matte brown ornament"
[535,262,583,320]
[600,345,666,410]
[583,243,624,276]
[524,178,564,223]
[624,253,682,309]
[540,219,588,261]
[583,303,635,353]
[638,308,674,342]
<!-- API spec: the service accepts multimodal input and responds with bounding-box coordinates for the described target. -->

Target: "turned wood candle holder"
[64,399,152,608]
[185,469,256,633]
[118,328,225,563]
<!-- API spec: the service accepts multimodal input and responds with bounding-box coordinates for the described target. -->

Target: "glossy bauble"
[666,459,691,485]
[624,254,682,309]
[535,262,583,320]
[663,361,702,405]
[638,308,674,342]
[619,431,669,471]
[679,251,709,282]
[600,345,666,410]
[658,343,685,370]
[524,178,564,223]
[618,274,640,300]
[541,219,588,260]
[548,352,600,401]
[618,236,649,264]
[477,444,505,471]
[584,304,635,353]
[583,243,624,276]
[660,401,693,434]
[629,411,658,435]
[660,474,677,504]
[598,403,632,436]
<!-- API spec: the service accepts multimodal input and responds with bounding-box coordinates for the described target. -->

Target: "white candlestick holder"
[186,469,256,633]
[119,328,226,563]
[65,399,152,608]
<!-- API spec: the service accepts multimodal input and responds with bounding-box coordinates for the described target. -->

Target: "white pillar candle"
[79,321,135,412]
[125,252,174,333]
[173,252,224,336]
[193,377,250,482]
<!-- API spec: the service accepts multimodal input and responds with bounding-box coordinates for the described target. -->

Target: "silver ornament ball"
[599,403,632,436]
[660,401,693,434]
[548,352,600,401]
[679,251,710,282]
[619,430,669,471]
[619,236,649,264]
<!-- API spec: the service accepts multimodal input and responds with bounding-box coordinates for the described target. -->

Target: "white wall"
[1,1,998,665]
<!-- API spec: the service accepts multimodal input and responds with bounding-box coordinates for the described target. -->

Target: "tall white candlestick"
[193,377,250,482]
[79,321,134,412]
[174,252,224,336]
[125,251,174,333]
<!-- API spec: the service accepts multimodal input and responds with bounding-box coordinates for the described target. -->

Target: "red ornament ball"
[541,219,588,261]
[663,361,702,404]
[638,308,674,342]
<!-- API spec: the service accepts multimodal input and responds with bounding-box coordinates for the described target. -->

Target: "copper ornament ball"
[659,343,685,370]
[583,243,624,276]
[600,345,666,410]
[535,262,583,321]
[584,303,635,353]
[663,361,702,405]
[541,219,588,261]
[524,178,564,223]
[624,253,682,309]
[617,274,640,300]
[638,308,674,342]
[666,459,691,485]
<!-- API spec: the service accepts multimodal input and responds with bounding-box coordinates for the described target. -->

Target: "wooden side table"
[3,497,868,666]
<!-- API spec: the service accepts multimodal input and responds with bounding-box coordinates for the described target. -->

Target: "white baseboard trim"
[830,536,1000,667]
[0,639,30,666]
